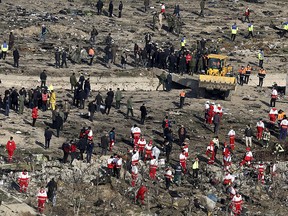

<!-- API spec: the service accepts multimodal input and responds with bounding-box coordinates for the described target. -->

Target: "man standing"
[18,94,25,115]
[90,26,98,44]
[108,0,114,17]
[37,187,48,214]
[96,0,104,15]
[149,156,158,180]
[9,31,15,50]
[44,127,53,149]
[61,49,68,68]
[1,41,9,60]
[55,48,61,68]
[256,119,265,140]
[245,124,253,147]
[86,140,94,163]
[6,137,16,162]
[258,67,266,87]
[243,7,251,23]
[55,113,63,137]
[262,128,271,148]
[179,150,187,174]
[88,100,96,122]
[164,167,173,190]
[88,47,95,66]
[140,103,147,124]
[166,72,172,91]
[32,107,38,127]
[18,170,30,193]
[258,49,264,68]
[231,23,238,41]
[46,178,57,206]
[95,92,103,112]
[199,0,206,17]
[178,125,187,145]
[179,90,186,108]
[70,73,77,92]
[49,90,56,110]
[115,88,122,109]
[213,112,220,135]
[101,133,109,155]
[126,96,134,118]
[270,87,278,107]
[40,70,47,88]
[279,116,288,141]
[144,0,149,13]
[118,1,123,18]
[228,127,236,151]
[136,184,148,204]
[244,64,252,84]
[13,47,20,67]
[109,128,116,151]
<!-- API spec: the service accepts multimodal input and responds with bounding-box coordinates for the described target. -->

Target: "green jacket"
[70,75,77,86]
[115,90,122,101]
[18,95,25,104]
[159,73,166,83]
[127,98,133,109]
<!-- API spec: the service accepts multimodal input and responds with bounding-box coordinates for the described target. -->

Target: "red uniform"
[136,185,148,204]
[37,189,48,213]
[138,138,146,153]
[216,105,223,117]
[32,107,38,119]
[256,121,264,140]
[269,108,278,124]
[131,165,138,187]
[207,104,214,124]
[107,157,114,169]
[231,194,243,215]
[240,148,253,166]
[6,140,16,162]
[87,129,93,141]
[182,144,189,158]
[149,159,158,180]
[179,153,187,174]
[144,142,153,161]
[132,127,141,148]
[257,163,265,184]
[223,173,235,185]
[132,150,139,166]
[18,171,30,193]
[227,129,236,150]
[206,141,215,165]
[160,4,165,13]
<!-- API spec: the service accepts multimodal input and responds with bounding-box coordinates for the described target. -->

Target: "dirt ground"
[0,0,287,215]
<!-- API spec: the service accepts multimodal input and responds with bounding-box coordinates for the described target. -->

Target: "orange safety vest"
[180,91,185,97]
[89,48,95,56]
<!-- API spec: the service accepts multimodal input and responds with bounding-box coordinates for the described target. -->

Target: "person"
[44,127,53,149]
[90,26,98,43]
[144,141,153,161]
[223,172,235,185]
[270,87,278,107]
[247,22,254,38]
[140,103,147,124]
[8,31,15,50]
[37,187,48,214]
[164,139,172,163]
[179,90,186,108]
[121,52,127,69]
[149,156,158,180]
[88,47,95,66]
[231,23,238,41]
[258,49,264,68]
[239,147,253,166]
[199,0,206,17]
[70,73,77,92]
[63,100,70,122]
[269,107,278,129]
[173,4,180,17]
[152,145,160,160]
[18,94,25,115]
[40,24,48,42]
[32,107,38,127]
[18,170,30,193]
[279,116,288,141]
[178,125,187,145]
[109,128,116,151]
[262,128,270,148]
[101,133,109,155]
[13,47,20,68]
[213,112,221,135]
[131,165,138,187]
[179,150,187,174]
[231,192,243,215]
[115,88,122,109]
[173,165,182,186]
[108,0,114,17]
[126,96,134,117]
[55,113,63,137]
[156,72,166,91]
[256,162,265,184]
[86,140,94,163]
[1,41,9,60]
[96,0,104,15]
[88,100,96,122]
[238,66,246,86]
[61,49,68,68]
[228,127,236,151]
[6,137,16,162]
[244,64,252,84]
[280,21,288,38]
[132,149,140,166]
[192,156,199,179]
[49,90,56,110]
[245,124,253,147]
[41,90,48,112]
[62,142,70,163]
[104,95,113,115]
[206,141,215,165]
[243,7,251,23]
[136,184,147,205]
[55,48,61,68]
[114,155,122,179]
[256,119,265,140]
[144,0,149,13]
[118,1,123,18]
[46,178,57,206]
[166,72,172,91]
[258,67,266,87]
[164,167,173,190]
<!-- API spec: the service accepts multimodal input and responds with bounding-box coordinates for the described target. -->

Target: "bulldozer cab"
[207,54,231,76]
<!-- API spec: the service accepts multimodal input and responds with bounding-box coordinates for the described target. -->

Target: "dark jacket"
[213,113,220,124]
[119,2,123,10]
[55,115,63,129]
[13,49,20,60]
[140,105,147,117]
[44,129,53,140]
[88,101,96,113]
[86,142,94,153]
[108,1,114,13]
[62,142,70,153]
[245,127,253,137]
[40,72,47,81]
[101,135,109,148]
[96,0,104,9]
[78,138,87,151]
[95,94,103,105]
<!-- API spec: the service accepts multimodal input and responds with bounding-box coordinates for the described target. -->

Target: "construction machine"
[198,54,236,101]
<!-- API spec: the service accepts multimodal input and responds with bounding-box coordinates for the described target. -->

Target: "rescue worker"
[185,51,192,74]
[132,149,140,166]
[269,107,278,129]
[223,172,235,185]
[109,127,116,151]
[239,147,253,166]
[149,156,158,180]
[137,136,146,158]
[40,70,47,88]
[88,47,95,66]
[131,165,138,187]
[136,184,148,205]
[244,64,252,84]
[213,112,221,135]
[192,156,199,179]
[164,167,173,190]
[245,124,253,147]
[279,116,288,141]
[231,23,238,41]
[216,104,223,118]
[258,49,264,68]
[144,140,153,161]
[140,103,147,125]
[32,106,38,127]
[179,89,186,108]
[179,150,187,174]
[6,137,16,162]
[114,155,122,179]
[204,101,210,123]
[227,184,236,199]
[160,3,166,19]
[49,90,56,110]
[223,149,232,171]
[1,40,9,60]
[243,7,251,23]
[207,102,215,124]
[152,145,160,160]
[18,169,30,193]
[228,127,236,151]
[238,66,246,86]
[206,140,215,165]
[256,119,265,140]
[37,187,48,214]
[247,22,254,38]
[107,156,114,175]
[162,115,171,136]
[257,162,265,184]
[231,192,243,215]
[131,124,141,148]
[270,87,278,107]
[280,21,288,38]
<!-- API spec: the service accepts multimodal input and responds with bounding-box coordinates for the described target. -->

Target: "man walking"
[126,96,134,118]
[44,127,53,149]
[245,124,253,147]
[179,90,186,108]
[40,70,47,88]
[13,47,20,67]
[213,112,220,135]
[115,88,122,109]
[140,103,147,124]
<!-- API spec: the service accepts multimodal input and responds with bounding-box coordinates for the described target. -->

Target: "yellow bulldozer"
[198,54,236,101]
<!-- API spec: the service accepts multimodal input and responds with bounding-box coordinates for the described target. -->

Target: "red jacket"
[6,140,16,152]
[32,107,38,119]
[137,185,148,196]
[186,54,192,63]
[70,143,77,152]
